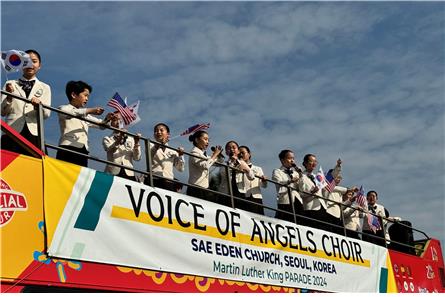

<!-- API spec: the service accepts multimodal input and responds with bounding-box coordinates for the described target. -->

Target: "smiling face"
[303,154,318,173]
[70,89,90,108]
[367,191,378,205]
[154,124,169,144]
[70,88,90,108]
[22,52,41,80]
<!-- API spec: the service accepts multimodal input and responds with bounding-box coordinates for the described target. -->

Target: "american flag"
[355,185,367,208]
[180,123,210,136]
[107,92,136,126]
[369,214,382,233]
[324,170,336,193]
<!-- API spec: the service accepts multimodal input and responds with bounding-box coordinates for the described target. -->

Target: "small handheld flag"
[324,170,336,193]
[314,166,328,189]
[369,214,382,233]
[126,100,141,127]
[180,123,210,136]
[1,50,33,73]
[353,185,382,233]
[354,185,367,208]
[107,92,136,126]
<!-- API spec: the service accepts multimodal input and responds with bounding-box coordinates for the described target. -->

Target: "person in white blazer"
[103,115,141,181]
[186,130,222,202]
[362,190,389,246]
[1,50,51,154]
[322,162,346,235]
[57,80,115,167]
[149,123,185,191]
[239,145,267,215]
[215,141,255,208]
[298,154,328,230]
[342,189,364,240]
[272,149,304,224]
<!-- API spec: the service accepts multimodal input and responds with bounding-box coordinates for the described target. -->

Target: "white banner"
[48,167,389,292]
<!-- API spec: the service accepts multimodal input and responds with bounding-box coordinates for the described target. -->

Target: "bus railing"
[0,90,429,255]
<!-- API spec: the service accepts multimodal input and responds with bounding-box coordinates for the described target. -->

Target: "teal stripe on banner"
[379,267,388,293]
[74,172,114,231]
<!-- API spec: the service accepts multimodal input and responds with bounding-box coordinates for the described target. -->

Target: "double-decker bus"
[1,93,444,293]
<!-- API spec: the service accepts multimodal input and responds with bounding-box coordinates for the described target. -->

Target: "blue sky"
[2,2,444,248]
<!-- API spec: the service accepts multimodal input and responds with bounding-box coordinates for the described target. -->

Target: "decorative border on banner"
[116,266,298,292]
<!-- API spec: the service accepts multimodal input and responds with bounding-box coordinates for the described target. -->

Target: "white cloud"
[2,2,444,249]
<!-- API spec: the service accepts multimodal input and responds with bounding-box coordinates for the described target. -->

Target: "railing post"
[36,103,45,152]
[287,186,298,225]
[226,165,235,208]
[144,138,153,187]
[339,203,347,237]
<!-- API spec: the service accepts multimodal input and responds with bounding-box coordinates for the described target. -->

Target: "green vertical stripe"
[74,172,114,231]
[379,267,388,293]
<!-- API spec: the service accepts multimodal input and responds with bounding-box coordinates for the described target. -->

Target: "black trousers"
[116,168,137,182]
[245,195,264,215]
[275,199,305,225]
[345,229,361,240]
[186,185,215,203]
[1,125,40,156]
[56,145,89,167]
[362,229,386,247]
[151,176,181,192]
[325,214,344,235]
[305,208,330,231]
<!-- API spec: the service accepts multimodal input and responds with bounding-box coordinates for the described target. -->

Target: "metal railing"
[0,90,430,255]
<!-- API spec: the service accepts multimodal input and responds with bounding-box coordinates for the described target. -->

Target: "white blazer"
[272,166,302,205]
[217,159,255,195]
[103,133,141,176]
[1,78,51,135]
[58,104,106,150]
[150,143,185,179]
[244,164,267,200]
[188,146,216,188]
[342,201,364,232]
[323,185,347,219]
[298,171,326,211]
[362,203,387,231]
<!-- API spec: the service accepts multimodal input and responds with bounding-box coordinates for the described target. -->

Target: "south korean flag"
[1,50,33,73]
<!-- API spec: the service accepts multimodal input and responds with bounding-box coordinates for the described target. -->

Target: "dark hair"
[303,154,316,166]
[188,130,208,146]
[239,145,250,154]
[25,49,41,63]
[278,149,293,160]
[65,81,92,101]
[239,145,251,159]
[367,190,378,198]
[154,122,170,133]
[225,140,239,150]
